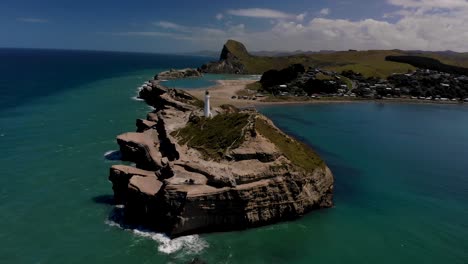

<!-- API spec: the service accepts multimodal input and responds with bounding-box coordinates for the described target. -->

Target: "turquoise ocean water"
[0,49,467,263]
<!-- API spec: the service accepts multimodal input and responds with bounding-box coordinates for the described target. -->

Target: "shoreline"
[184,79,468,108]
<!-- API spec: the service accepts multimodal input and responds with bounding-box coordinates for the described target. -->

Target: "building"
[204,91,212,118]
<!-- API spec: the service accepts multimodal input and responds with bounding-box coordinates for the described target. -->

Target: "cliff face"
[199,40,248,74]
[108,79,334,237]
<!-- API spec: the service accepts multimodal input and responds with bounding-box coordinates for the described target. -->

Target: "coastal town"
[231,66,468,104]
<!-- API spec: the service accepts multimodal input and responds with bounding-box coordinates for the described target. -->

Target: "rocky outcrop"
[109,165,159,204]
[116,131,162,170]
[155,68,202,80]
[199,40,248,74]
[108,77,334,237]
[136,119,156,132]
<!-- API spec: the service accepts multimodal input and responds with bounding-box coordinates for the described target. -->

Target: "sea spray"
[104,150,122,161]
[105,206,208,255]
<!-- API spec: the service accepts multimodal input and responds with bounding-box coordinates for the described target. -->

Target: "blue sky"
[1,0,468,52]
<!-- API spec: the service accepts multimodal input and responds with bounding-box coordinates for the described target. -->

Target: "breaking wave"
[104,150,122,161]
[105,207,208,255]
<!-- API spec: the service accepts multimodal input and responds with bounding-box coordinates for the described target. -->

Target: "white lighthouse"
[204,90,212,118]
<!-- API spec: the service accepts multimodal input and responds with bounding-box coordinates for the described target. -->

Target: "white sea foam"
[131,96,145,101]
[105,217,208,255]
[133,230,208,255]
[104,150,122,160]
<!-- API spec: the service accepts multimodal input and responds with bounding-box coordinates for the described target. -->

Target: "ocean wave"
[104,150,122,161]
[131,96,145,101]
[105,207,208,255]
[133,230,208,255]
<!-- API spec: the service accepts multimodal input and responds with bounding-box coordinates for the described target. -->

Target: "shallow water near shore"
[1,49,468,263]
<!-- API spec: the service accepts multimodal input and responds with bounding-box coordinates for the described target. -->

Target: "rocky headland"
[199,40,249,74]
[155,68,202,80]
[108,72,334,237]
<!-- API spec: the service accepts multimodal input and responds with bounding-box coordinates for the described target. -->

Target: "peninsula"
[108,70,334,237]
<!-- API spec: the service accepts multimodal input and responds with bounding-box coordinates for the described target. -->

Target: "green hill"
[201,40,468,78]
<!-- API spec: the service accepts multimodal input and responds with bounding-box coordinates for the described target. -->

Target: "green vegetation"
[315,73,334,80]
[223,40,468,78]
[224,40,416,78]
[245,82,262,91]
[341,76,353,90]
[386,55,468,75]
[255,118,324,172]
[173,113,250,160]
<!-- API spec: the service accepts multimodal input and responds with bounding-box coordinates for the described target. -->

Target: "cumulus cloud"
[115,2,468,52]
[296,13,307,21]
[319,8,330,16]
[216,13,224,20]
[17,17,48,23]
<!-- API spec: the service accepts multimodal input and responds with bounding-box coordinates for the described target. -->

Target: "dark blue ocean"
[0,49,467,263]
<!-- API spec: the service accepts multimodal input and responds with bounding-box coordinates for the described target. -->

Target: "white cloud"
[110,31,192,40]
[17,17,48,23]
[227,8,302,20]
[216,13,224,20]
[153,21,189,32]
[115,3,468,52]
[388,0,468,9]
[113,21,247,50]
[296,13,307,21]
[319,8,330,16]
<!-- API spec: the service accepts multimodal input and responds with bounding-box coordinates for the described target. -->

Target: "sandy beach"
[187,80,467,108]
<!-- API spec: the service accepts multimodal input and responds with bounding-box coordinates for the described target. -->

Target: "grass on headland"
[255,117,324,173]
[173,113,250,160]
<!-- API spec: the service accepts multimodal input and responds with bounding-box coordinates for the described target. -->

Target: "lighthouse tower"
[204,90,212,118]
